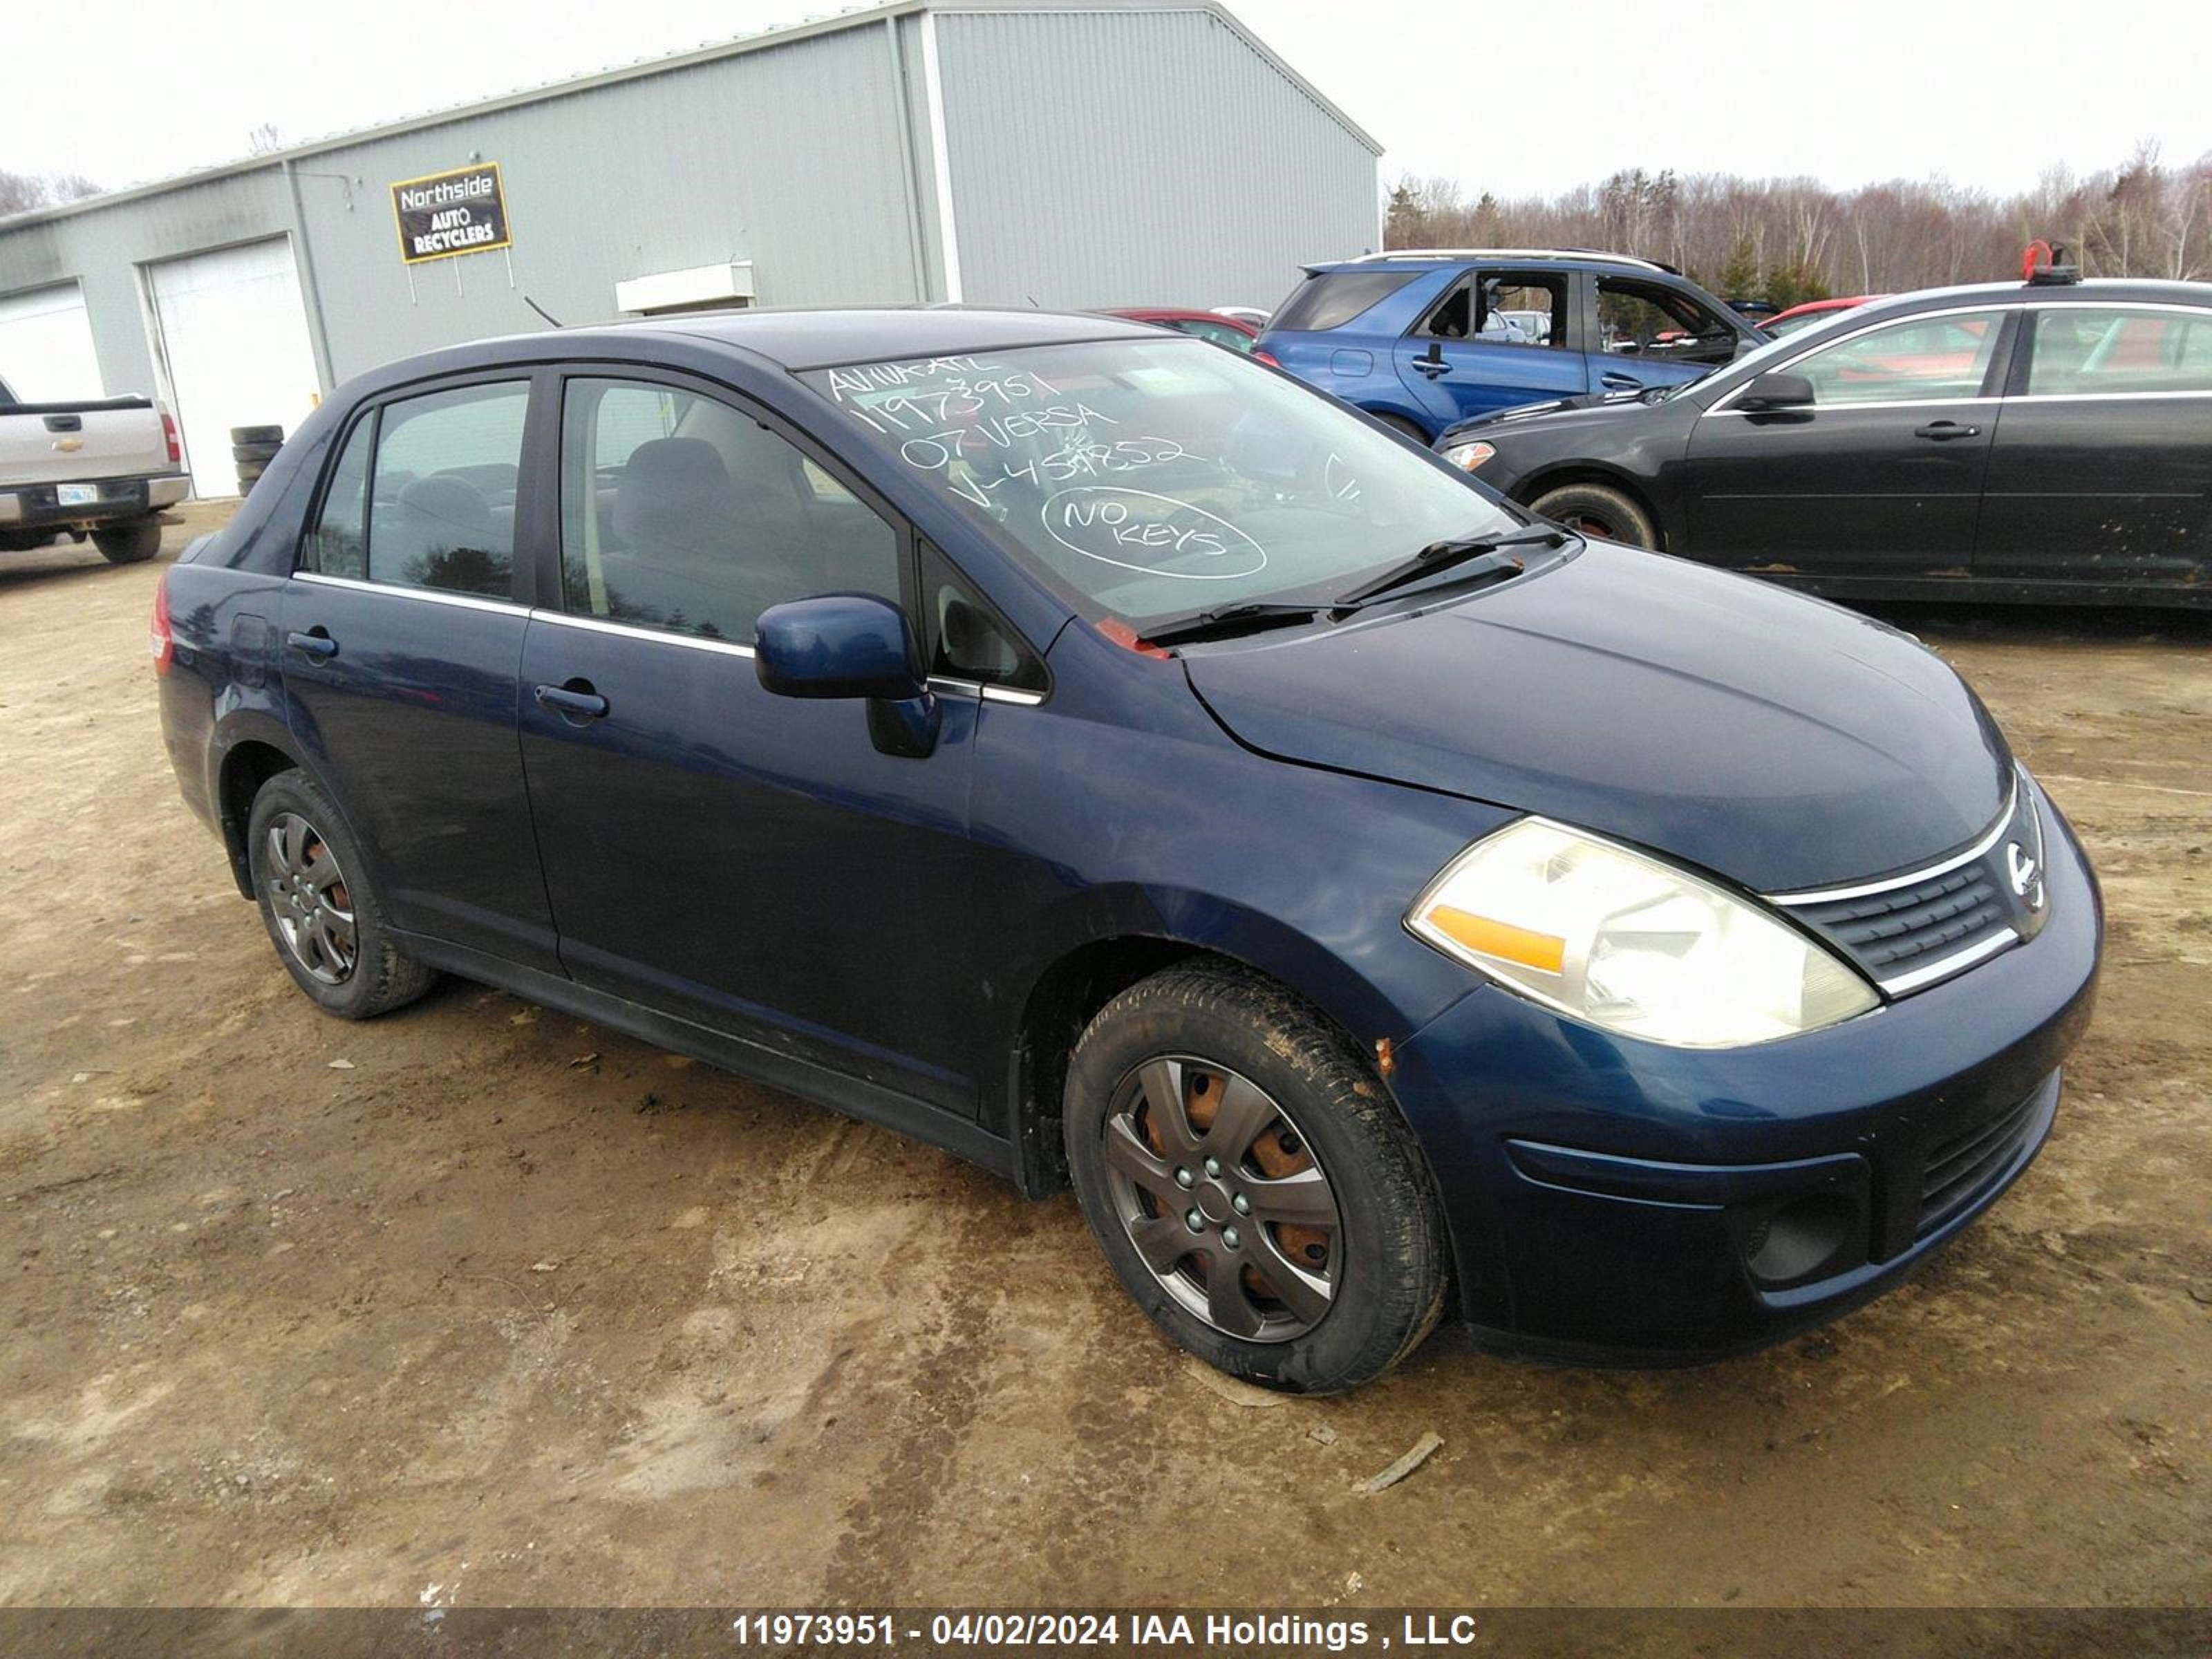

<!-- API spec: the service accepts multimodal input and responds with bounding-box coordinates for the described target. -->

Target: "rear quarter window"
[1269,270,1421,333]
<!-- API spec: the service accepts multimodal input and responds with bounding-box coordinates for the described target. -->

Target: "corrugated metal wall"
[0,21,930,398]
[0,171,292,398]
[0,3,1380,404]
[297,23,928,381]
[935,7,1378,311]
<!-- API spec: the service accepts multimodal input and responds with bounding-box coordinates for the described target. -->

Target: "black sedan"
[1433,277,2212,608]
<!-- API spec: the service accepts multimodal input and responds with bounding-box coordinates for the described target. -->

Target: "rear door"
[1975,303,2212,590]
[1683,306,2014,577]
[1392,269,1584,429]
[281,373,561,972]
[516,371,987,1114]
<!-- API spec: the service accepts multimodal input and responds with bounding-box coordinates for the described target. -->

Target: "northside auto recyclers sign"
[390,163,512,265]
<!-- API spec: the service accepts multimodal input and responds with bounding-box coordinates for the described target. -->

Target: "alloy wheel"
[1100,1054,1341,1342]
[264,811,357,985]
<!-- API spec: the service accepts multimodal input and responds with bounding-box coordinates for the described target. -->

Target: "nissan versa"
[153,310,2101,1393]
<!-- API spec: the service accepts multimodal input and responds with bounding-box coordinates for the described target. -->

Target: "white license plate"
[56,483,98,507]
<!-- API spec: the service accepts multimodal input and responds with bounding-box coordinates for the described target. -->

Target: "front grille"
[1772,774,2049,996]
[1792,863,2009,972]
[1917,1085,2045,1236]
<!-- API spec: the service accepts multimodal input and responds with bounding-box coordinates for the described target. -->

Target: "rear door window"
[1412,273,1567,347]
[1268,270,1421,332]
[2026,308,2212,396]
[365,382,529,599]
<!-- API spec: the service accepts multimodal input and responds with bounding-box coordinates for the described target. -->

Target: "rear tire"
[246,769,436,1020]
[1062,962,1449,1394]
[1528,481,1658,549]
[92,518,163,564]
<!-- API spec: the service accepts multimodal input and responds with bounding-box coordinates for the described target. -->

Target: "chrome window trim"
[2004,388,2212,405]
[527,608,756,659]
[1705,302,2015,415]
[1768,776,2020,907]
[293,570,521,615]
[1701,396,2003,418]
[1873,928,2021,996]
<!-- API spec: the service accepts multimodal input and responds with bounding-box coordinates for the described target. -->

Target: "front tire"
[1527,481,1658,549]
[93,518,164,564]
[245,770,435,1019]
[1063,963,1449,1394]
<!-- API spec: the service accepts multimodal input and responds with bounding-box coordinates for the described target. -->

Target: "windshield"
[798,339,1521,626]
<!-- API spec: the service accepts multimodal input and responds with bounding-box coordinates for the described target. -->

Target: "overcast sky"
[12,1,2212,200]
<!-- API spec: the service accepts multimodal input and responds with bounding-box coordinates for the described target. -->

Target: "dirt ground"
[1,501,2206,1615]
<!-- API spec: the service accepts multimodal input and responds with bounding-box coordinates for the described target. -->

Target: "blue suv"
[1258,250,1768,441]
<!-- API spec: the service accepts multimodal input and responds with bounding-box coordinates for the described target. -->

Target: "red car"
[1102,308,1271,361]
[1762,295,1886,338]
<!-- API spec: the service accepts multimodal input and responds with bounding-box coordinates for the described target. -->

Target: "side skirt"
[393,930,1020,1184]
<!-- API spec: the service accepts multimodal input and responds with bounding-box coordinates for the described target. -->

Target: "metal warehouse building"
[0,0,1380,496]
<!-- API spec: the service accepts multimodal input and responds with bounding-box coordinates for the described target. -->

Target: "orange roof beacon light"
[2021,239,2081,286]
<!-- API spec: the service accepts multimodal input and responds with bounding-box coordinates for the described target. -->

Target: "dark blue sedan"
[154,308,2100,1391]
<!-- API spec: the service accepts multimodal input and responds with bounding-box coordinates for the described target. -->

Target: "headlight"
[1440,440,1494,472]
[1407,819,1878,1047]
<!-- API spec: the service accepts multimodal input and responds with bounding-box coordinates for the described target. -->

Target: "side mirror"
[754,593,939,757]
[1737,371,1815,412]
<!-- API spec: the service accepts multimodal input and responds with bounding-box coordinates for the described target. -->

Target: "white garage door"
[0,282,104,402]
[148,238,321,496]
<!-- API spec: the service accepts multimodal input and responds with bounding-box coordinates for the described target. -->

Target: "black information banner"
[1,1607,2208,1658]
[390,162,511,265]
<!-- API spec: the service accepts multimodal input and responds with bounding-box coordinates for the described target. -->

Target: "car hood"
[1181,542,2012,894]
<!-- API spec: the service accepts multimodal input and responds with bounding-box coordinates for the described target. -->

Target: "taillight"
[161,412,182,465]
[1254,349,1282,368]
[150,570,174,675]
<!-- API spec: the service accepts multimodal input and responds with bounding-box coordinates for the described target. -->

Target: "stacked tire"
[232,425,285,496]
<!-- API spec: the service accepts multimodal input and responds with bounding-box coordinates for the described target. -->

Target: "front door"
[1392,270,1584,429]
[280,375,561,972]
[1684,308,2014,577]
[516,373,983,1114]
[1976,303,2212,590]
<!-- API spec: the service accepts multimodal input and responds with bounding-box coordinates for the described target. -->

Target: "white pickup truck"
[0,372,190,563]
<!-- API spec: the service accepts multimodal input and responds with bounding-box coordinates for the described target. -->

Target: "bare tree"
[1382,143,2212,299]
[0,169,102,217]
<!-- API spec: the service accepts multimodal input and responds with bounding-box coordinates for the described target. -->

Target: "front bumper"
[0,472,188,529]
[1387,776,2102,1362]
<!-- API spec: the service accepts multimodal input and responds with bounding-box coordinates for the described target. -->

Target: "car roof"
[648,305,1162,369]
[1849,278,2212,319]
[1309,248,1676,276]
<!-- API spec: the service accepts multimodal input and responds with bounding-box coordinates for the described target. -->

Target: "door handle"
[285,628,338,660]
[1413,357,1450,379]
[1600,371,1644,391]
[1913,421,1981,440]
[534,682,609,721]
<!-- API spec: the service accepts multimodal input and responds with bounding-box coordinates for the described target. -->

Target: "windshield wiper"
[1330,527,1567,610]
[1138,601,1326,648]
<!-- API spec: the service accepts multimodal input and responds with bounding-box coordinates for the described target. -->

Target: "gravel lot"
[1,503,2206,1613]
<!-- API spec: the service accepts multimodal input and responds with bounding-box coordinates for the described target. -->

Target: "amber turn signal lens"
[1427,906,1566,975]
